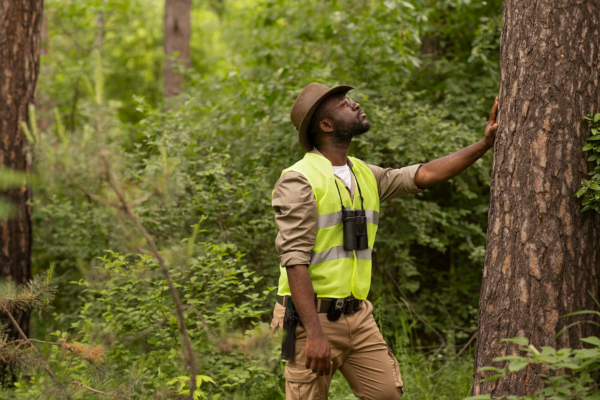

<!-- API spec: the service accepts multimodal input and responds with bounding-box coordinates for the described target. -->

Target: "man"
[271,83,499,400]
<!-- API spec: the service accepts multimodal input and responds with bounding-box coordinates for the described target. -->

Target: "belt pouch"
[327,298,345,322]
[281,299,299,361]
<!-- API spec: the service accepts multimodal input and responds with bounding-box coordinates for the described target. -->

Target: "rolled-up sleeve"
[272,172,317,267]
[368,164,424,203]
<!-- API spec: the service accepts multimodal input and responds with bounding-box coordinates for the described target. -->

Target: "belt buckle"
[335,298,345,311]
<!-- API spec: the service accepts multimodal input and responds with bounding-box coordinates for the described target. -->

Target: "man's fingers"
[317,360,325,376]
[305,356,312,370]
[489,97,499,123]
[324,360,332,376]
[310,359,319,374]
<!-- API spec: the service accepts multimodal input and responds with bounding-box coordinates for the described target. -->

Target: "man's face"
[320,94,371,143]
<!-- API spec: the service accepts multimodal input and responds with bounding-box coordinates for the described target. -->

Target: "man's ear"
[319,118,334,133]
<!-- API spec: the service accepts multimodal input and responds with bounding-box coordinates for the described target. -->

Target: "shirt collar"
[309,148,354,168]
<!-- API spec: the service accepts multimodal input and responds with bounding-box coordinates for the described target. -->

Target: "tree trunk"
[164,0,191,98]
[38,13,52,132]
[473,1,600,397]
[0,0,43,341]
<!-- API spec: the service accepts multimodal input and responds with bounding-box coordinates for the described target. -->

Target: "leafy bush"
[576,112,600,213]
[466,335,600,400]
[13,244,280,399]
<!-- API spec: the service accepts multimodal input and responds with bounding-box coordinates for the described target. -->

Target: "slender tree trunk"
[473,1,600,397]
[38,13,52,132]
[164,0,191,97]
[0,0,43,343]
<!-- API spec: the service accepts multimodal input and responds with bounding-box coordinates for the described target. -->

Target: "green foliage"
[13,246,280,399]
[22,0,505,397]
[576,113,600,213]
[466,335,600,400]
[34,0,503,345]
[0,265,56,317]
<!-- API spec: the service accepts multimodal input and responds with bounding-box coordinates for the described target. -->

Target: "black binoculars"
[342,208,369,251]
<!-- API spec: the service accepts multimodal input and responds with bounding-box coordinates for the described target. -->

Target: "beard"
[332,116,371,146]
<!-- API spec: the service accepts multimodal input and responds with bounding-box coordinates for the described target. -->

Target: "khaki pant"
[271,300,403,400]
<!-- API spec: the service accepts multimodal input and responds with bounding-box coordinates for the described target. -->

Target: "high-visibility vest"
[276,152,380,300]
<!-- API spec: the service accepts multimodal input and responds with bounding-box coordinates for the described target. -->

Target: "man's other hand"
[305,333,332,376]
[485,97,499,148]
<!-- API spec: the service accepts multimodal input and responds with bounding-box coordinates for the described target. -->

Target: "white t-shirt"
[332,164,352,189]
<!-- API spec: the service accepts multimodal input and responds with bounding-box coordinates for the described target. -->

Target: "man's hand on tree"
[305,333,332,376]
[484,97,499,148]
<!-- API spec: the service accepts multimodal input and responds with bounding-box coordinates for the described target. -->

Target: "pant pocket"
[385,345,404,396]
[271,302,286,330]
[285,365,327,400]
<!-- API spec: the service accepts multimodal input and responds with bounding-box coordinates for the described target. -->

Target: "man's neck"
[315,142,350,166]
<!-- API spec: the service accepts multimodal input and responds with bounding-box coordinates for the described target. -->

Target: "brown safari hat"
[290,82,354,151]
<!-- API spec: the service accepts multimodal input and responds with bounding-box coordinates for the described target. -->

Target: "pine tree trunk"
[0,1,43,342]
[473,1,600,396]
[164,0,191,97]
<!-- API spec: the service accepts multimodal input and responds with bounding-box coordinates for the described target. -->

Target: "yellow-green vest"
[276,152,380,300]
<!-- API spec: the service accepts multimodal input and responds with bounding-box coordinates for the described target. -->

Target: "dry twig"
[89,76,198,398]
[4,311,73,399]
[73,380,133,400]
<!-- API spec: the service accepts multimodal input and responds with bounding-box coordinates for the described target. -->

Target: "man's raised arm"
[414,97,499,189]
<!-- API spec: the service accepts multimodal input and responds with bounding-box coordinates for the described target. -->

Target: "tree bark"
[0,0,43,340]
[164,0,191,98]
[473,1,600,397]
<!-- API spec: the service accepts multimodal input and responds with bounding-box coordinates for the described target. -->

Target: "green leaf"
[589,154,600,162]
[553,362,581,369]
[478,366,502,372]
[587,135,600,141]
[581,205,591,212]
[508,360,529,372]
[481,374,505,382]
[590,183,600,191]
[463,395,491,400]
[581,336,600,347]
[583,144,595,151]
[595,113,600,122]
[197,375,215,385]
[576,187,587,198]
[502,337,529,346]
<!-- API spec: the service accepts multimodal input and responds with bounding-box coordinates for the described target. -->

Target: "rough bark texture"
[0,0,43,337]
[164,0,191,97]
[473,1,600,397]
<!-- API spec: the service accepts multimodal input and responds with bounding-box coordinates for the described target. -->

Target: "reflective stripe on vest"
[317,210,379,229]
[275,152,380,300]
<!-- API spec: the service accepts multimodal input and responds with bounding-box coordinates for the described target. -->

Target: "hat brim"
[298,85,354,151]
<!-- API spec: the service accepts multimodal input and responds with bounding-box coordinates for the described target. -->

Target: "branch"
[386,270,447,347]
[77,185,120,209]
[72,380,133,400]
[92,92,197,398]
[129,191,155,207]
[183,305,214,339]
[429,331,477,378]
[5,311,73,400]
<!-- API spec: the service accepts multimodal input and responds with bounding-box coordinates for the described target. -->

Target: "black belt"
[277,295,363,315]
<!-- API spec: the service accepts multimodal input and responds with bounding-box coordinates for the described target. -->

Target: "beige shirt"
[272,149,423,267]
